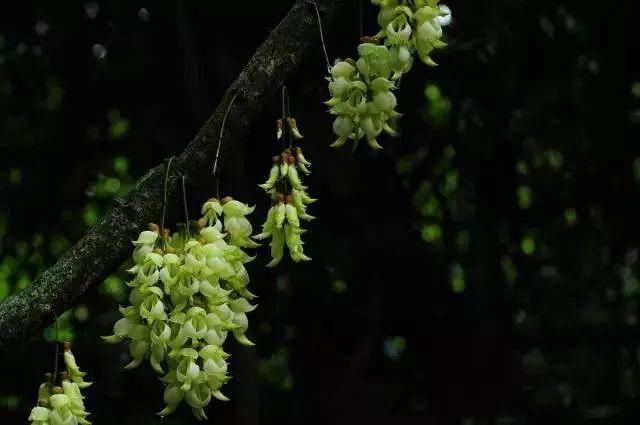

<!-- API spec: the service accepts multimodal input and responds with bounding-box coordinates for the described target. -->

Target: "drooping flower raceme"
[327,47,400,150]
[28,343,92,425]
[102,198,258,421]
[373,0,451,68]
[326,0,451,150]
[256,146,316,266]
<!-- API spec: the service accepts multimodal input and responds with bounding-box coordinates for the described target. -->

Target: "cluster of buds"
[28,343,92,425]
[102,197,258,421]
[276,117,304,141]
[257,147,316,266]
[326,0,451,150]
[373,0,451,69]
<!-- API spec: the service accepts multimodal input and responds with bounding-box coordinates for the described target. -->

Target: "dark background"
[1,0,639,424]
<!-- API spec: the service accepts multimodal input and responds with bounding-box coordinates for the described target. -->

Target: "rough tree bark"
[0,0,341,348]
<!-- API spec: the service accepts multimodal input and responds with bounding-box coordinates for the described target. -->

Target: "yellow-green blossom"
[103,198,259,420]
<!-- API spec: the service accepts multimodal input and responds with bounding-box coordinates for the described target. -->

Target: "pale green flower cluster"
[103,198,258,420]
[28,344,92,425]
[257,147,316,266]
[327,0,451,150]
[327,51,400,150]
[373,0,451,68]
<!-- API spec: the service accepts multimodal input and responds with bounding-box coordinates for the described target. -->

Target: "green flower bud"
[176,357,200,392]
[140,294,167,323]
[48,395,76,425]
[279,161,289,178]
[185,382,212,409]
[157,385,183,417]
[285,225,311,263]
[259,165,280,190]
[37,383,50,407]
[284,204,300,228]
[330,61,356,79]
[224,215,256,249]
[386,16,412,45]
[63,346,92,389]
[287,164,306,191]
[132,244,153,265]
[357,43,392,79]
[333,115,354,138]
[266,228,285,268]
[29,406,51,425]
[329,77,351,97]
[61,381,88,419]
[275,203,286,229]
[254,206,276,240]
[373,91,398,113]
[229,298,257,313]
[201,199,223,226]
[132,230,158,246]
[126,339,150,369]
[221,199,254,217]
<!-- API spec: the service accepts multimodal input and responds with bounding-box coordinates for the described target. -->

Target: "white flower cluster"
[327,0,451,150]
[257,147,316,266]
[28,343,92,425]
[103,198,258,420]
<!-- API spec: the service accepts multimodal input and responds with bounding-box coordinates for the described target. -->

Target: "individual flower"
[63,343,92,389]
[221,198,260,248]
[29,406,50,425]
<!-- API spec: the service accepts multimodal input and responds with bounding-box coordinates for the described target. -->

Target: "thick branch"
[0,0,339,347]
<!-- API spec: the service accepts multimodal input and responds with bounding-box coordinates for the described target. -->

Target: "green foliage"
[425,83,452,125]
[107,110,131,140]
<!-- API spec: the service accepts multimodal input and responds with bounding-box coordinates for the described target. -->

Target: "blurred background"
[0,0,638,424]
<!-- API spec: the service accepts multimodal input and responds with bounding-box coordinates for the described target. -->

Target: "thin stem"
[281,86,288,151]
[311,1,331,71]
[212,93,240,197]
[287,93,293,149]
[52,313,59,382]
[181,175,191,240]
[359,0,364,39]
[281,86,287,122]
[160,156,175,248]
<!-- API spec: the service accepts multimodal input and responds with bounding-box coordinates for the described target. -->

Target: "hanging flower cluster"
[326,0,451,150]
[327,48,400,150]
[373,0,451,68]
[256,116,316,266]
[29,343,92,425]
[102,198,258,421]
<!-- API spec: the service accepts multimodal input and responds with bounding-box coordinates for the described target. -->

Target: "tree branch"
[0,0,340,348]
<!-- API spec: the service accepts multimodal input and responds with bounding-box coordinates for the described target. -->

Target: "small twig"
[52,313,59,382]
[281,86,288,150]
[212,93,240,185]
[358,0,364,39]
[311,0,332,71]
[160,156,175,247]
[287,93,293,149]
[181,175,191,240]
